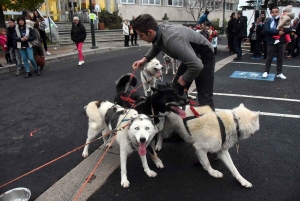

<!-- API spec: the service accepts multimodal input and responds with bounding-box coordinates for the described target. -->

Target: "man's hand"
[279,31,284,36]
[132,57,147,70]
[177,76,186,86]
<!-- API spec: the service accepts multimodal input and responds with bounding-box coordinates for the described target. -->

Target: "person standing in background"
[7,18,23,75]
[233,11,247,60]
[71,16,87,66]
[33,10,51,55]
[14,16,40,78]
[130,16,139,46]
[123,18,130,47]
[227,12,236,55]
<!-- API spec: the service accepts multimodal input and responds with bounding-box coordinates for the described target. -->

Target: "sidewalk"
[0,41,150,74]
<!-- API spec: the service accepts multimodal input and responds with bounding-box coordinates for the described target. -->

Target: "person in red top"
[0,28,12,65]
[208,24,218,42]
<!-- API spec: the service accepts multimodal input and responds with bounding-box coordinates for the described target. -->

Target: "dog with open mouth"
[140,58,163,96]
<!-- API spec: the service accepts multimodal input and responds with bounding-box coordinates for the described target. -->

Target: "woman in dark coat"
[227,12,236,54]
[71,16,86,66]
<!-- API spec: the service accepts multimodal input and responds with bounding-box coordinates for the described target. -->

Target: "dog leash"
[124,69,136,93]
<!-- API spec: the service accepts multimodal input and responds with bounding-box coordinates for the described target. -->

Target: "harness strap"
[183,116,198,136]
[216,116,226,145]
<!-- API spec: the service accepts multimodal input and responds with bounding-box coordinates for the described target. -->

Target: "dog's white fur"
[140,58,163,96]
[160,104,259,188]
[82,101,162,188]
[163,54,179,75]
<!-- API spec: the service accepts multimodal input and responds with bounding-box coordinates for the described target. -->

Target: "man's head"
[205,10,210,15]
[132,14,158,43]
[256,17,262,24]
[271,7,280,17]
[230,12,235,19]
[8,18,15,28]
[236,11,242,18]
[73,16,79,25]
[260,13,265,18]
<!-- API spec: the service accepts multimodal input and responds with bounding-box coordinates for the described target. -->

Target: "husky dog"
[82,101,159,188]
[161,104,259,188]
[163,53,178,75]
[156,105,213,151]
[140,58,163,96]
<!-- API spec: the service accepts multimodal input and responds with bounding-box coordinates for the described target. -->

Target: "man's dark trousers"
[234,36,242,58]
[265,44,285,74]
[172,58,215,110]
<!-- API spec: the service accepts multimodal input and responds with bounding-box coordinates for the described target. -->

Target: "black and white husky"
[82,101,159,188]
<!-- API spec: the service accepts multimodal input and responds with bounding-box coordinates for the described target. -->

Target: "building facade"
[3,0,237,23]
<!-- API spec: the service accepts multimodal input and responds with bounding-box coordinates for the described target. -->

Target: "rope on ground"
[0,132,111,189]
[73,134,117,201]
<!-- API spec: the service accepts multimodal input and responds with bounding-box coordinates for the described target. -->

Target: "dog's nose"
[140,137,146,143]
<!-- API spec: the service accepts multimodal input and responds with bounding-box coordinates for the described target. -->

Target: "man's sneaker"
[262,72,268,78]
[276,73,286,79]
[233,57,242,60]
[274,40,280,44]
[15,70,22,76]
[46,51,51,55]
[81,61,84,64]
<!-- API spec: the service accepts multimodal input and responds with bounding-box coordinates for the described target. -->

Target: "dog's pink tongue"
[138,143,147,156]
[178,108,186,119]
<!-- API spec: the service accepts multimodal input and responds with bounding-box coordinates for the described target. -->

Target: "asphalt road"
[1,46,299,201]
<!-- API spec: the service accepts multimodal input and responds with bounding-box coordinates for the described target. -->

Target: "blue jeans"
[19,47,38,72]
[234,37,242,57]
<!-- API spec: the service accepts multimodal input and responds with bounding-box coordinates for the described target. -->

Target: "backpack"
[39,21,47,31]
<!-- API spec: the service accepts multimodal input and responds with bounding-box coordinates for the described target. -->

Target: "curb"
[35,144,121,201]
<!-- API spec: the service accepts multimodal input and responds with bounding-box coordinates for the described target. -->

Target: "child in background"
[285,29,297,58]
[0,28,12,64]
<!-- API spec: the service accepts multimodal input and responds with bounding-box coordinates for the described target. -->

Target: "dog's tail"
[85,101,102,129]
[115,73,138,93]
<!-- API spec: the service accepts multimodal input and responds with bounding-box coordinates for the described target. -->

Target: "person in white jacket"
[123,18,130,47]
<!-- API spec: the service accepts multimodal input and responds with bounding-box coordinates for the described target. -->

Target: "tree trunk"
[0,6,6,28]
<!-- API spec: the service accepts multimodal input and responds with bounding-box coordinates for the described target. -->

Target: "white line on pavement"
[231,62,300,68]
[194,92,300,102]
[216,109,300,118]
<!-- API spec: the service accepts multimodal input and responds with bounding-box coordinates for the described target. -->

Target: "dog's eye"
[145,127,149,130]
[135,127,139,130]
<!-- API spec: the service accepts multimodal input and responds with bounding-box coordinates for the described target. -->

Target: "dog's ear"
[239,103,245,107]
[151,87,160,92]
[252,112,259,120]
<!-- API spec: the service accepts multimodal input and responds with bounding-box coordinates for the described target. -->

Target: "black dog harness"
[182,113,227,145]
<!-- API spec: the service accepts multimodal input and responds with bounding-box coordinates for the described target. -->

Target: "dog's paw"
[121,179,130,188]
[239,179,253,188]
[209,169,223,178]
[82,151,89,158]
[155,145,162,152]
[145,169,157,177]
[153,158,164,169]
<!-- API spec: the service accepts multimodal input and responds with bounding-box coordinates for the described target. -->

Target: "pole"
[89,0,98,49]
[223,0,226,34]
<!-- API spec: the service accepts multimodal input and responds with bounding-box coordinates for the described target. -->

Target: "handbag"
[34,55,45,68]
[30,36,40,47]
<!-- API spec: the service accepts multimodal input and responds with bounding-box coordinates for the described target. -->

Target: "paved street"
[0,45,300,201]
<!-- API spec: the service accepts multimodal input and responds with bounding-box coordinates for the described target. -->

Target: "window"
[168,0,183,6]
[226,3,233,10]
[142,0,161,4]
[120,0,135,4]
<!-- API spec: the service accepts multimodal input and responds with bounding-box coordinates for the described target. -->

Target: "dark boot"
[0,63,3,67]
[135,43,139,46]
[24,72,32,78]
[131,43,135,46]
[34,69,41,76]
[233,56,242,60]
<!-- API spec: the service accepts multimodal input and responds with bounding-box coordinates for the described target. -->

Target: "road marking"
[216,109,300,118]
[191,92,300,102]
[231,62,300,68]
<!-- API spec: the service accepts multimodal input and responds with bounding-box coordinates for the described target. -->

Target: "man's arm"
[166,35,203,83]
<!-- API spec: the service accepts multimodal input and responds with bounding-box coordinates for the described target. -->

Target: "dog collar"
[216,115,226,145]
